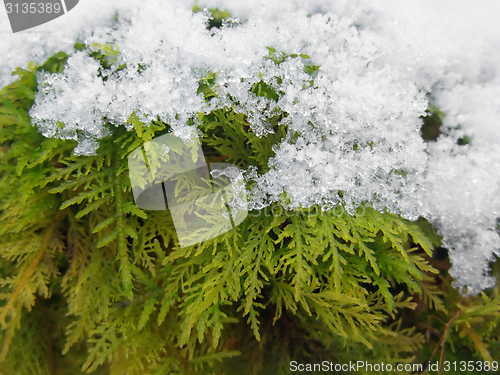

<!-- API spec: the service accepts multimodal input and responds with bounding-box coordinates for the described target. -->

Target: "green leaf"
[137,298,158,330]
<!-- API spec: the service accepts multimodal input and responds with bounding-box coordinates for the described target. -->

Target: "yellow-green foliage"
[0,38,499,375]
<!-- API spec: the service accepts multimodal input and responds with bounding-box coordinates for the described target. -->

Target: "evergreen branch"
[0,212,63,360]
[111,170,134,300]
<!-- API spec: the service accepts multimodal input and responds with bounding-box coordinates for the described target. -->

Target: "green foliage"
[1,38,499,375]
[421,94,473,147]
[192,2,232,29]
[421,95,445,142]
[412,254,500,375]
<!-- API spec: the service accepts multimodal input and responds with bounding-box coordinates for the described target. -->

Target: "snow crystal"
[2,0,499,294]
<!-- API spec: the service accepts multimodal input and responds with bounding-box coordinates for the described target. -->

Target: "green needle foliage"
[1,18,500,375]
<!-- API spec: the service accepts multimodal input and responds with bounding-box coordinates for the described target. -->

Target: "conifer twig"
[0,212,63,360]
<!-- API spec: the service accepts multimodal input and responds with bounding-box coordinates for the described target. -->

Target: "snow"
[1,0,499,294]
